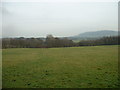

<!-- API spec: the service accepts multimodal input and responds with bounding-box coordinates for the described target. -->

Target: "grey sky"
[2,1,118,37]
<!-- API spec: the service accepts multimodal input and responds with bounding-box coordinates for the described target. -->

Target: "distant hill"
[68,30,118,41]
[76,30,118,38]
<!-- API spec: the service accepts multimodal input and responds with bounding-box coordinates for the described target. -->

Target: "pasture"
[2,45,119,88]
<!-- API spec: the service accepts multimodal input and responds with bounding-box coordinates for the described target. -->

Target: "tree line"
[78,36,119,46]
[2,35,119,49]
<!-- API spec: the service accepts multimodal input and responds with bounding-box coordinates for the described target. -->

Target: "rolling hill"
[68,30,118,41]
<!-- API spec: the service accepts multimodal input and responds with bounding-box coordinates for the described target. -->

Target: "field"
[2,45,119,88]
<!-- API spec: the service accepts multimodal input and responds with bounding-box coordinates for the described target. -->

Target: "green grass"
[2,45,119,88]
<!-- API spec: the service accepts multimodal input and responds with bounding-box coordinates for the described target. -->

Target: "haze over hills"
[2,30,118,41]
[68,30,118,40]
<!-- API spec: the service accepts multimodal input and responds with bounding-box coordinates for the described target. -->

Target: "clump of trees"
[2,35,120,49]
[45,35,75,48]
[2,37,44,48]
[2,35,75,49]
[78,36,119,46]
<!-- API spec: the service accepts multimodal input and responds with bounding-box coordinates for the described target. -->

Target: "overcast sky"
[1,0,118,37]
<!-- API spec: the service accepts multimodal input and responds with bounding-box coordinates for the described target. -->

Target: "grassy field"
[2,45,119,88]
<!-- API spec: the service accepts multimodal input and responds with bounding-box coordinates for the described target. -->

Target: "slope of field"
[2,45,119,88]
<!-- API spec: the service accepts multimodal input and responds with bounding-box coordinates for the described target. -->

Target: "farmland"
[2,45,119,88]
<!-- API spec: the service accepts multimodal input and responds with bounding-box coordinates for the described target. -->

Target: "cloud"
[1,2,118,37]
[2,0,119,2]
